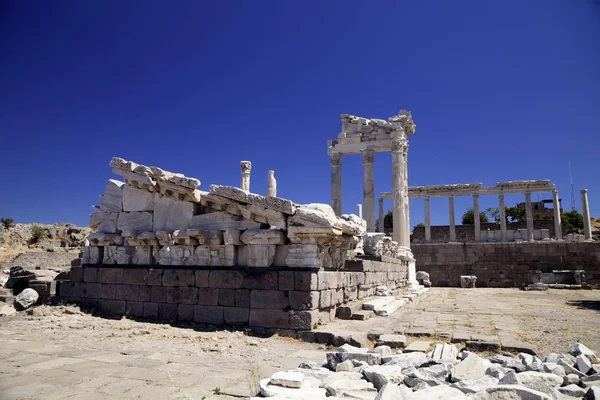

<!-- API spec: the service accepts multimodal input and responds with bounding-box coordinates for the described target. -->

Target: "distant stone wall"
[413,242,600,288]
[412,221,556,243]
[59,258,408,331]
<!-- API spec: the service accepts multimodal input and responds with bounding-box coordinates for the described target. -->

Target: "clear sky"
[1,1,599,228]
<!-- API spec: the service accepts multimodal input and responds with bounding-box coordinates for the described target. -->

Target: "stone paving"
[1,288,599,399]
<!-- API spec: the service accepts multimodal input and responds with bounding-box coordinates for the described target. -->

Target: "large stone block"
[279,271,295,291]
[156,245,195,266]
[177,304,194,321]
[99,179,124,213]
[190,212,261,231]
[235,289,250,307]
[101,284,116,299]
[89,208,119,233]
[295,272,318,291]
[249,309,289,329]
[150,286,167,303]
[83,267,98,283]
[290,310,319,330]
[97,268,123,284]
[244,245,277,267]
[218,289,235,307]
[102,299,126,315]
[115,285,139,301]
[251,290,288,309]
[122,185,155,212]
[178,270,195,287]
[86,283,102,299]
[126,301,144,317]
[158,303,178,321]
[289,291,319,310]
[131,247,152,265]
[194,245,236,266]
[195,270,209,287]
[138,285,151,301]
[163,269,180,286]
[286,244,322,269]
[117,212,153,234]
[197,288,219,306]
[153,195,195,231]
[143,302,159,319]
[224,307,249,325]
[209,270,244,288]
[240,229,286,245]
[70,267,84,282]
[194,306,224,325]
[167,287,182,304]
[244,271,279,290]
[122,268,150,285]
[180,287,198,305]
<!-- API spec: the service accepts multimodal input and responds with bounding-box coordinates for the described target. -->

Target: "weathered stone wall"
[412,221,557,243]
[59,258,408,331]
[413,242,600,288]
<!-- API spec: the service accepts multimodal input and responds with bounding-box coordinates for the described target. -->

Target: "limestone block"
[209,184,296,215]
[194,245,236,266]
[270,371,303,388]
[244,245,276,267]
[197,230,224,245]
[153,195,194,231]
[223,229,242,245]
[288,203,342,232]
[82,246,102,264]
[240,229,286,245]
[285,244,322,269]
[99,179,124,212]
[172,230,199,246]
[340,214,367,236]
[156,245,195,266]
[87,233,123,246]
[190,212,261,231]
[117,212,153,234]
[122,185,155,212]
[89,207,119,233]
[240,205,287,228]
[103,246,118,264]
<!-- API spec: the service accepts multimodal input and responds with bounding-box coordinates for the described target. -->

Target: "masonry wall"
[413,242,600,288]
[59,259,408,330]
[412,221,556,243]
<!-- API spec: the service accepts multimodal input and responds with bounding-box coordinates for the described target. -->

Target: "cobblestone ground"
[1,288,599,399]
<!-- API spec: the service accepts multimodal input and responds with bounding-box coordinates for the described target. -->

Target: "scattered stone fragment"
[577,355,593,374]
[259,378,327,398]
[451,353,487,382]
[0,303,17,316]
[374,382,412,400]
[13,288,39,311]
[559,384,587,397]
[558,358,586,378]
[270,371,304,388]
[404,341,431,353]
[499,370,521,385]
[582,374,600,388]
[451,375,499,394]
[470,385,553,400]
[339,344,368,353]
[486,364,512,380]
[519,353,542,368]
[320,372,377,398]
[516,371,563,397]
[371,346,393,358]
[431,343,459,362]
[564,373,580,386]
[335,360,354,372]
[406,384,467,399]
[570,344,598,362]
[362,364,405,390]
[584,387,600,399]
[377,334,407,349]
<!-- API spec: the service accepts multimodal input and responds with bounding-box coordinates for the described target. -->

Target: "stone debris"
[270,371,304,388]
[570,343,598,363]
[13,288,39,311]
[461,275,477,288]
[430,343,459,362]
[404,341,431,353]
[584,387,600,399]
[577,354,593,374]
[451,353,487,382]
[376,334,407,349]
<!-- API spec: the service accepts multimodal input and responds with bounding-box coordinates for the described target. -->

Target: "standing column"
[361,149,375,231]
[267,170,277,197]
[330,153,342,216]
[525,192,534,241]
[391,135,409,247]
[378,197,384,233]
[357,204,363,219]
[424,196,431,242]
[240,161,252,192]
[499,194,507,241]
[581,189,592,240]
[448,196,456,242]
[552,190,562,240]
[473,194,481,241]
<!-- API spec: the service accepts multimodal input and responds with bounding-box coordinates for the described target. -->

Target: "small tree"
[384,210,393,230]
[30,225,46,243]
[413,222,425,229]
[461,208,489,225]
[505,206,526,223]
[561,210,584,233]
[485,207,500,223]
[1,217,14,229]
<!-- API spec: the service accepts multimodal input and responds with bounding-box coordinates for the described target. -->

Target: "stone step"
[374,298,407,317]
[351,310,373,321]
[336,301,364,320]
[362,296,395,311]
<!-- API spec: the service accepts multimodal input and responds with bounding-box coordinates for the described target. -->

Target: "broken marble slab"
[209,184,296,215]
[122,185,155,212]
[339,214,367,236]
[131,246,152,265]
[194,245,236,266]
[190,212,261,231]
[223,229,242,245]
[240,229,286,245]
[238,245,277,268]
[103,246,136,264]
[82,246,103,264]
[172,230,200,246]
[153,195,196,231]
[99,179,124,212]
[117,212,153,234]
[284,244,322,269]
[288,204,342,232]
[240,205,287,229]
[89,207,119,233]
[86,233,123,246]
[156,245,195,266]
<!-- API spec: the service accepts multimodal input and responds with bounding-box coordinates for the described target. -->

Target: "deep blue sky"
[1,1,599,227]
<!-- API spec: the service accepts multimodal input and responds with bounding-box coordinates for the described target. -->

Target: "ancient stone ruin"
[61,141,416,329]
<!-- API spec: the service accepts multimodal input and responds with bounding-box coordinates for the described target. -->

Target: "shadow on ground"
[566,300,600,312]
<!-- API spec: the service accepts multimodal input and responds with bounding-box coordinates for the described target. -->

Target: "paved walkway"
[1,288,599,399]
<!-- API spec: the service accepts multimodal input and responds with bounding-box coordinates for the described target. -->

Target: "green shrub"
[30,225,46,243]
[1,217,14,229]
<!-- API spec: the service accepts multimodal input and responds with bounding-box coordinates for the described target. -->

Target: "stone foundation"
[59,257,408,330]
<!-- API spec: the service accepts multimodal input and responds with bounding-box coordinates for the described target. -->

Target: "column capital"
[330,153,342,166]
[361,149,375,164]
[390,135,408,153]
[240,161,252,173]
[580,188,588,194]
[472,194,479,199]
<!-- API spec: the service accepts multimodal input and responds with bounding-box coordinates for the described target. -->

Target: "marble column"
[581,189,592,240]
[330,153,342,216]
[552,190,562,240]
[240,161,252,192]
[378,197,384,233]
[424,197,431,242]
[448,196,456,242]
[357,204,363,219]
[499,194,507,241]
[524,192,534,241]
[267,170,277,197]
[473,194,480,241]
[362,149,375,231]
[391,134,409,248]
